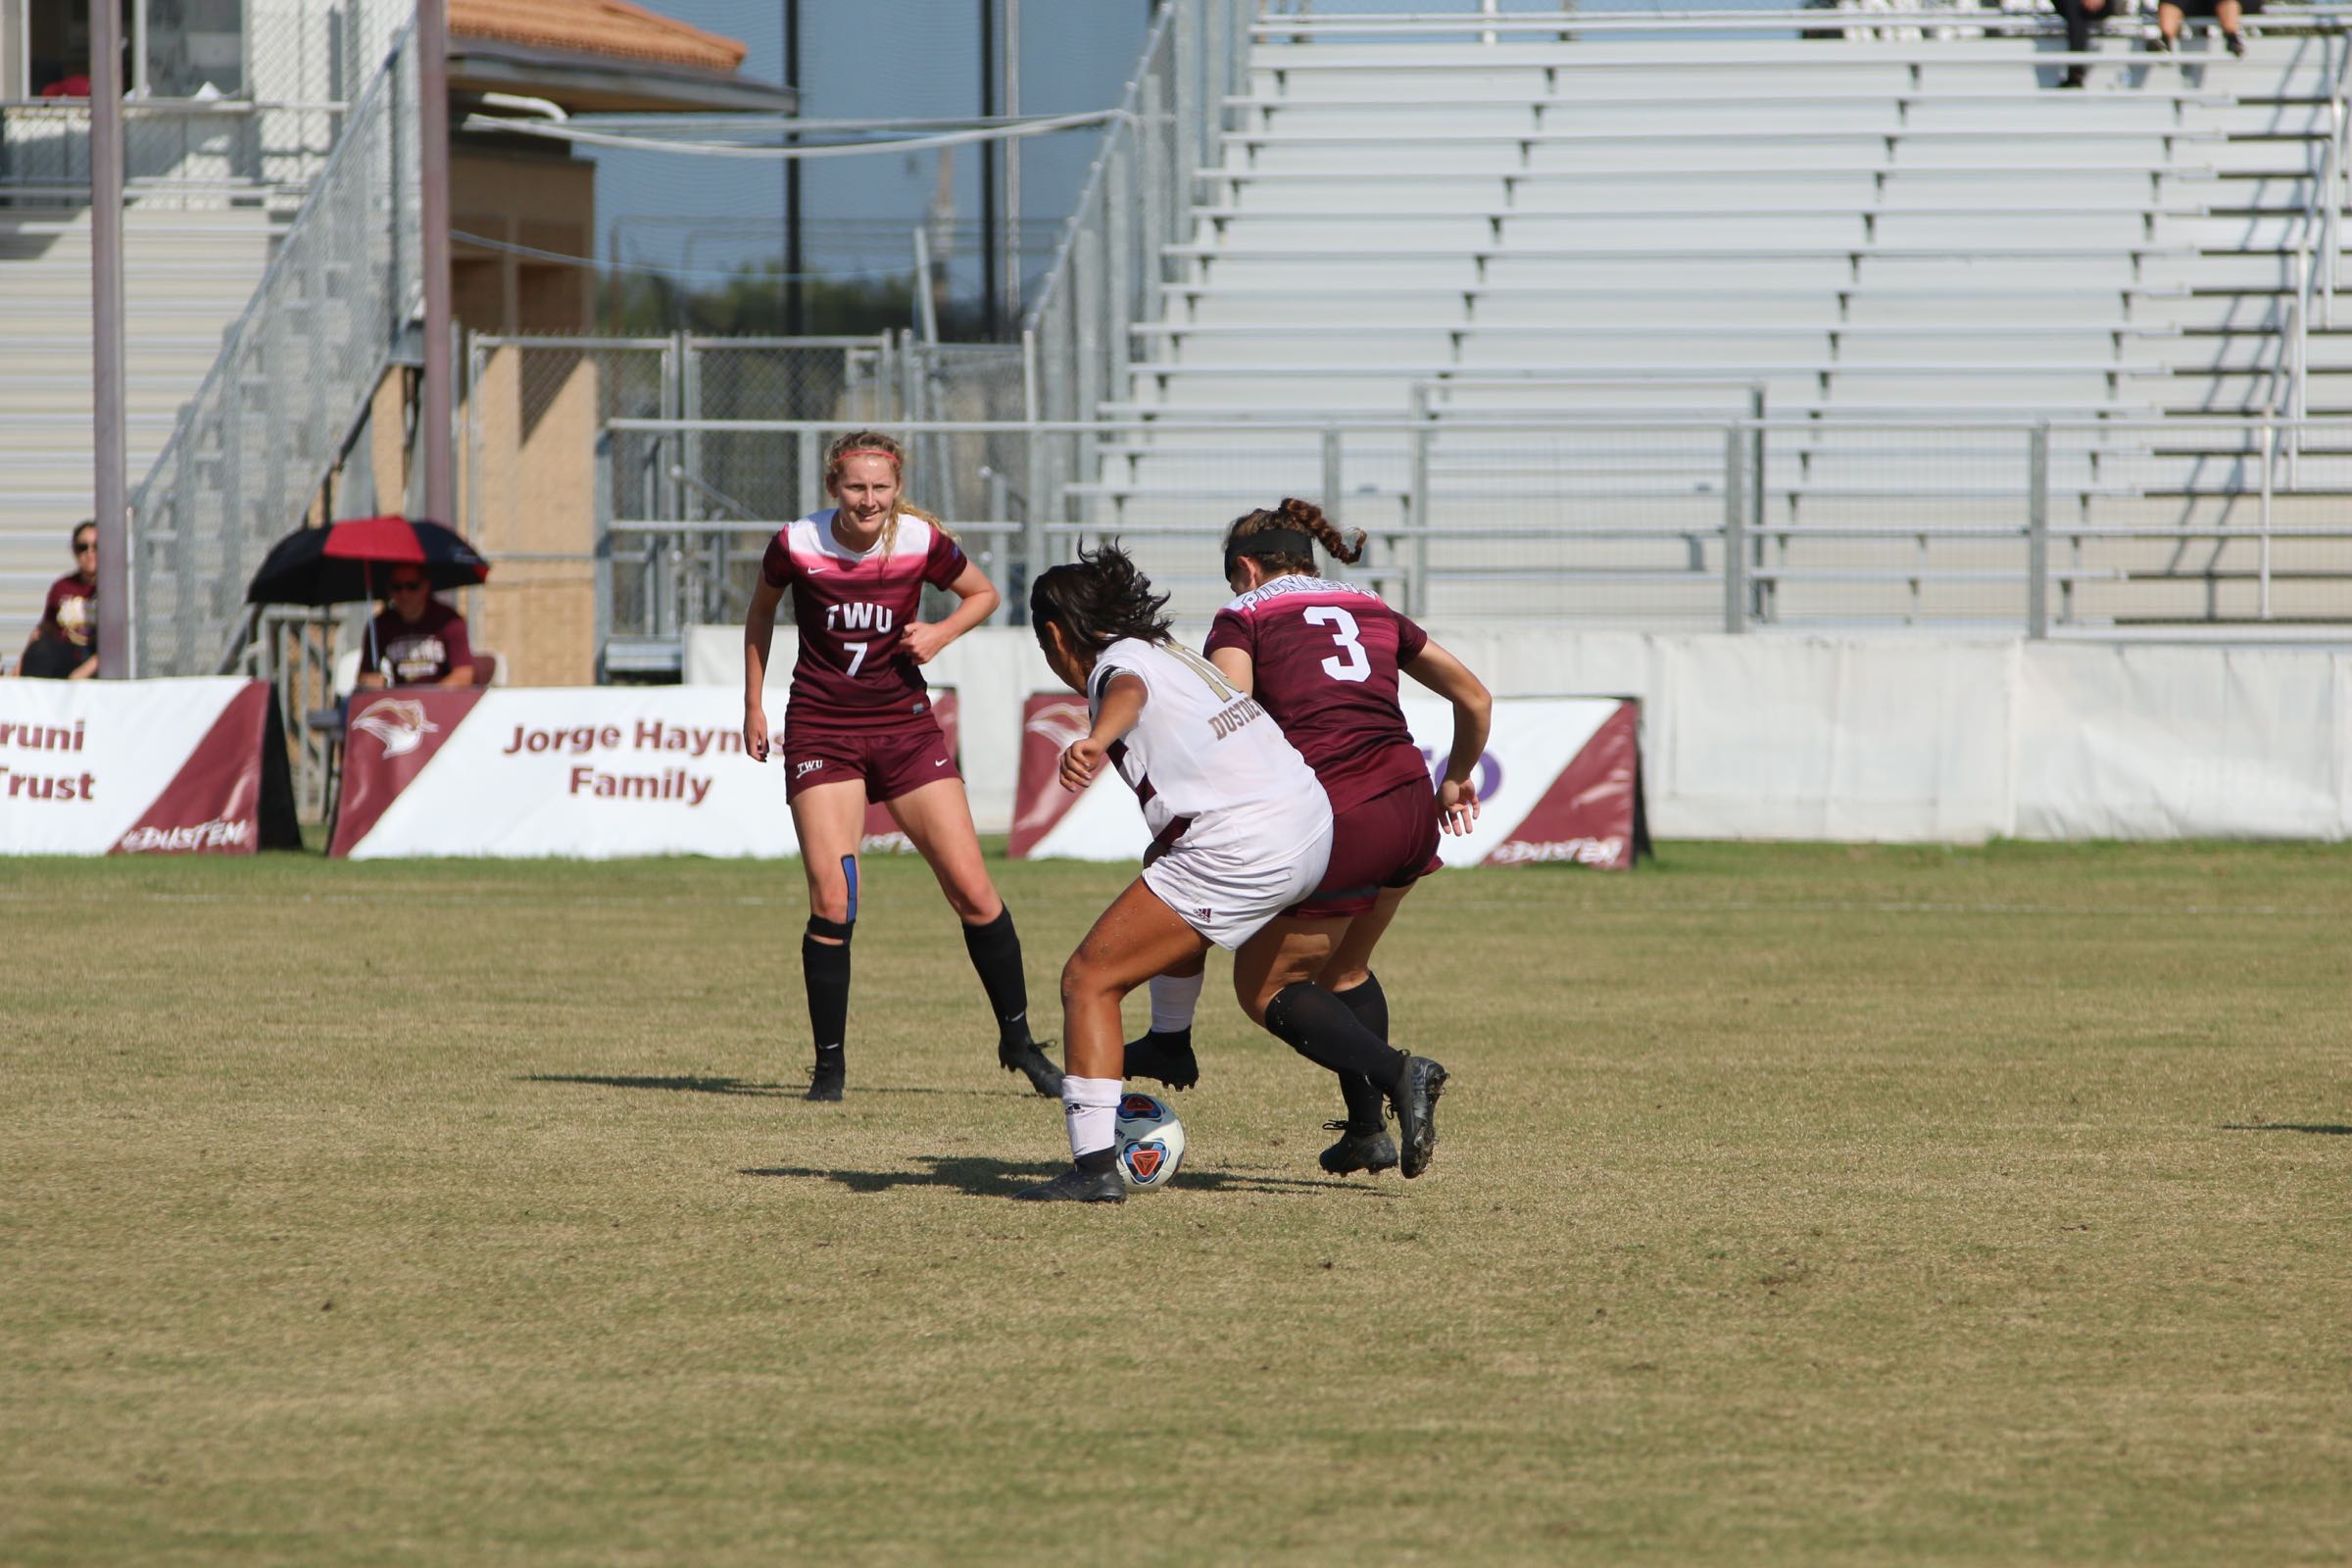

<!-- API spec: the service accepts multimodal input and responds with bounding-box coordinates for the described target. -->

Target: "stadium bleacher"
[0,207,280,653]
[1086,17,2352,630]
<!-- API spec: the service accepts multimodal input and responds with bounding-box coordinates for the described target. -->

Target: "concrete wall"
[463,344,598,686]
[686,624,2352,842]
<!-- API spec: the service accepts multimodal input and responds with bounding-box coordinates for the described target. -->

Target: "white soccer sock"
[1149,971,1204,1035]
[1061,1074,1122,1160]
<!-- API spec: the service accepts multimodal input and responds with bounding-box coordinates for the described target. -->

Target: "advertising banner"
[0,677,296,856]
[332,686,958,858]
[1010,694,1644,870]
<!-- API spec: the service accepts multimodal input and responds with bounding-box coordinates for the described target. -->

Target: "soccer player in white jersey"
[743,431,1063,1103]
[1014,543,1449,1202]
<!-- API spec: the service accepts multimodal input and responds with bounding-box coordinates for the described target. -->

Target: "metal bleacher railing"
[602,410,2352,639]
[126,24,419,678]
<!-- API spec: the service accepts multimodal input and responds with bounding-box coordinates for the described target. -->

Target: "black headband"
[1224,528,1318,579]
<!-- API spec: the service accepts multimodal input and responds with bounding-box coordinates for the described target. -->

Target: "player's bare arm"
[903,560,1000,665]
[741,574,785,761]
[1403,639,1492,834]
[1060,671,1146,792]
[1208,645,1254,694]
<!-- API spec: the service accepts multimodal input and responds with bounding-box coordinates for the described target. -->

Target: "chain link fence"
[467,332,1025,676]
[128,20,418,677]
[0,0,399,206]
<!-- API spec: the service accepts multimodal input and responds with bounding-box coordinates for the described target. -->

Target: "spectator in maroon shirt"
[355,570,473,688]
[20,520,100,679]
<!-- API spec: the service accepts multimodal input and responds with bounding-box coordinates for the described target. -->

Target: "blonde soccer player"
[743,431,1063,1102]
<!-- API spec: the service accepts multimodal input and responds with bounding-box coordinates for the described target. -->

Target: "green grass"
[4,842,2348,1565]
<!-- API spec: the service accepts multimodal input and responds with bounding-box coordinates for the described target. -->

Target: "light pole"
[91,0,129,674]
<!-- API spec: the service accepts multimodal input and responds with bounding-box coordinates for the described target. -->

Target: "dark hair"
[70,519,96,548]
[1028,542,1172,654]
[1222,497,1366,579]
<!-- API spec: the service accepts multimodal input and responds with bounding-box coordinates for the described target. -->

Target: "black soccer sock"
[1263,982,1409,1095]
[1075,1146,1118,1175]
[961,905,1034,1043]
[1331,974,1392,1133]
[803,914,853,1056]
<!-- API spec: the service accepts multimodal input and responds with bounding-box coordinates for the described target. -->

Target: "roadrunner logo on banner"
[352,699,441,759]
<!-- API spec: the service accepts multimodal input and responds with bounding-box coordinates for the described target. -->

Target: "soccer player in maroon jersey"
[1126,498,1492,1178]
[1013,543,1447,1201]
[742,431,1063,1102]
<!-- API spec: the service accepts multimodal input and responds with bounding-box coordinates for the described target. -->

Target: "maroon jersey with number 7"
[760,510,968,734]
[1204,575,1433,815]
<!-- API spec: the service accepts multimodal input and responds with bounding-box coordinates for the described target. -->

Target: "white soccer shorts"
[1141,814,1333,951]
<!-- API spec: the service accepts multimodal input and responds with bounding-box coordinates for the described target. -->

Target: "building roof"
[449,0,749,74]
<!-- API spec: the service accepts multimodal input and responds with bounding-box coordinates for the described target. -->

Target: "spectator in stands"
[2050,0,2110,87]
[2154,0,2250,56]
[19,520,100,679]
[354,571,474,688]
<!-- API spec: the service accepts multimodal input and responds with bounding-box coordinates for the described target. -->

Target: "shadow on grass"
[522,1074,1025,1102]
[523,1073,790,1098]
[741,1155,1396,1199]
[2219,1122,2352,1136]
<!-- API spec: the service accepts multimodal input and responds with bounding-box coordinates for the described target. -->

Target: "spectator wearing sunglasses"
[355,570,473,689]
[20,520,101,679]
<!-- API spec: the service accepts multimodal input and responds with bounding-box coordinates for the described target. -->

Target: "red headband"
[836,448,901,466]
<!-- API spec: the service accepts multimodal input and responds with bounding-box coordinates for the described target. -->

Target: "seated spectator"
[2155,0,2250,56]
[355,571,473,689]
[2050,0,2110,87]
[20,520,99,679]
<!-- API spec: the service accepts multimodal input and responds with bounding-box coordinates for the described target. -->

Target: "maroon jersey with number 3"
[761,510,968,733]
[1204,575,1432,814]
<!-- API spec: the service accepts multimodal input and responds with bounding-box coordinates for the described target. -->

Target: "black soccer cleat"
[999,1037,1066,1098]
[1388,1055,1448,1179]
[1123,1026,1200,1092]
[1318,1120,1399,1176]
[2226,28,2246,56]
[805,1051,845,1102]
[1012,1163,1126,1202]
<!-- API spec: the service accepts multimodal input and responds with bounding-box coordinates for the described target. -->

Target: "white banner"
[1014,696,1629,864]
[0,678,269,855]
[338,686,803,858]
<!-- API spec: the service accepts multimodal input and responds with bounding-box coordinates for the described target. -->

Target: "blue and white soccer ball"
[1114,1091,1187,1192]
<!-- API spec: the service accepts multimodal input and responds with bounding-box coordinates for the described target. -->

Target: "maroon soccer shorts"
[1286,775,1444,921]
[782,721,960,804]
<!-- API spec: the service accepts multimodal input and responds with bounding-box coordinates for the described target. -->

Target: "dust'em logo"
[352,699,440,759]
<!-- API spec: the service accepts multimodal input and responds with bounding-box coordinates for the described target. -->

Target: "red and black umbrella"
[245,515,491,608]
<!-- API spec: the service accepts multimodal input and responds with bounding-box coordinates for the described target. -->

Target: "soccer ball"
[1114,1091,1187,1192]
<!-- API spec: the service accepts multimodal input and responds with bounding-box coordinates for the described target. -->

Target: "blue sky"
[591,0,1153,294]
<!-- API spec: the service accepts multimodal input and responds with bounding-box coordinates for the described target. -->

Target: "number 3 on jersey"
[1303,606,1371,683]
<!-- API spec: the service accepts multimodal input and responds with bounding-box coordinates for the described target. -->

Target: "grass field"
[4,840,2348,1565]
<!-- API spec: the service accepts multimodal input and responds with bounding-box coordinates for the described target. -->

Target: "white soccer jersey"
[1089,636,1334,947]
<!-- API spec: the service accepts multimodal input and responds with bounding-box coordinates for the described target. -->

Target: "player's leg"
[788,777,869,1102]
[883,771,1063,1097]
[1236,912,1447,1180]
[1016,877,1210,1201]
[1124,950,1205,1092]
[1313,884,1416,1175]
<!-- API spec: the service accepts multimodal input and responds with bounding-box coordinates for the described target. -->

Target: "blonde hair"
[823,430,952,556]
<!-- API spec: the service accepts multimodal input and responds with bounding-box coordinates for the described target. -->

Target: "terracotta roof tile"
[450,0,748,74]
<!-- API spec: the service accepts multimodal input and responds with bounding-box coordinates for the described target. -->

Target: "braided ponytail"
[1222,497,1368,579]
